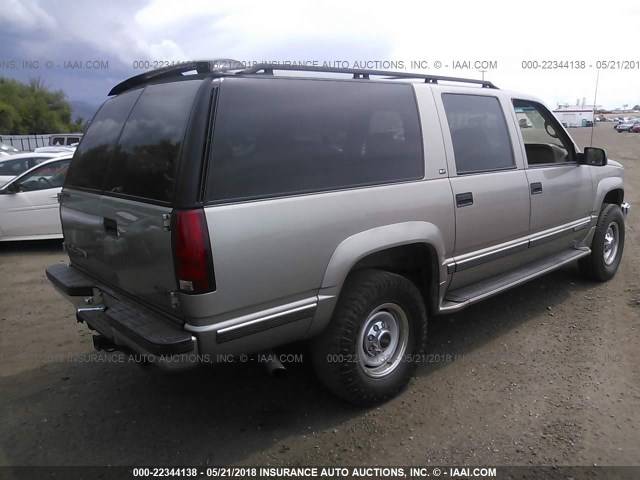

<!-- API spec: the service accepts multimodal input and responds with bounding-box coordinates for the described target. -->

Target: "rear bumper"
[46,263,198,370]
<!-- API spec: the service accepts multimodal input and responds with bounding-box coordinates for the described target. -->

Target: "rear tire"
[579,204,625,281]
[311,269,427,406]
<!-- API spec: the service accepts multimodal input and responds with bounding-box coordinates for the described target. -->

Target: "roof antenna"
[590,69,600,147]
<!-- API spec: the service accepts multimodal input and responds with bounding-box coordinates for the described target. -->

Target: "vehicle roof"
[109,60,557,111]
[0,151,67,161]
[33,146,77,153]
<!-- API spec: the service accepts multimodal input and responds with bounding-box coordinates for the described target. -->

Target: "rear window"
[65,89,142,190]
[206,78,423,203]
[65,79,201,203]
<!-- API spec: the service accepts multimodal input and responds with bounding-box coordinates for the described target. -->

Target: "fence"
[0,135,52,151]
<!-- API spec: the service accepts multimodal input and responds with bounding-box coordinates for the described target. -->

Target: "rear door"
[436,91,531,290]
[61,79,204,316]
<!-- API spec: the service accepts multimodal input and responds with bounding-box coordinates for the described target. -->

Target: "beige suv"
[47,61,629,405]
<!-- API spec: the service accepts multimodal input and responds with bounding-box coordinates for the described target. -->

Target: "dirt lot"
[0,123,638,470]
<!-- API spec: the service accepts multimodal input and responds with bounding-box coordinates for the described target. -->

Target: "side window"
[442,94,515,175]
[207,78,423,202]
[0,159,29,175]
[17,160,71,191]
[51,137,65,146]
[513,100,575,165]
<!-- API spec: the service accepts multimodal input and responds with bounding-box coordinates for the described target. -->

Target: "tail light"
[171,209,216,294]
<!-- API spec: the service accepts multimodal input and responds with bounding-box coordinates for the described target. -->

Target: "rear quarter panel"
[188,180,455,326]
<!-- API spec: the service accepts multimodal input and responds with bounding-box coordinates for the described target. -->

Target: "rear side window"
[442,94,514,174]
[0,158,30,175]
[104,80,201,202]
[207,78,423,203]
[65,89,142,190]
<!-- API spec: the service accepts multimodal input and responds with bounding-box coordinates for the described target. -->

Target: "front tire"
[311,269,427,406]
[579,204,625,281]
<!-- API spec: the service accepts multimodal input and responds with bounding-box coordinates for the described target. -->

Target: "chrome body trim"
[184,298,318,334]
[444,218,592,273]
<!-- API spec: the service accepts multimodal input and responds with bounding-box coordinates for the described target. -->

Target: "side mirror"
[581,147,607,166]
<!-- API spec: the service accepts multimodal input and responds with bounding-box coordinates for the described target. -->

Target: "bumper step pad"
[48,264,193,356]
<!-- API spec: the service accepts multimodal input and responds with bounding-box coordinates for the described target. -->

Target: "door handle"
[530,182,543,195]
[103,217,118,237]
[456,192,474,207]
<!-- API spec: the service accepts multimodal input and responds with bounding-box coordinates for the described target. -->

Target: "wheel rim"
[603,221,619,266]
[357,303,409,378]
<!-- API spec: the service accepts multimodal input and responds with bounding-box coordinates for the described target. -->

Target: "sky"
[1,0,639,115]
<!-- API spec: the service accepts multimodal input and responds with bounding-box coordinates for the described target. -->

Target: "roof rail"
[108,59,245,96]
[236,63,498,89]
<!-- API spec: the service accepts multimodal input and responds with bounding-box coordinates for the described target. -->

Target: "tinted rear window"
[65,79,201,202]
[65,88,142,190]
[104,81,201,202]
[206,78,423,203]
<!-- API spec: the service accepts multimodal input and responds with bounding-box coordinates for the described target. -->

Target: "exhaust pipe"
[92,334,119,353]
[262,351,286,378]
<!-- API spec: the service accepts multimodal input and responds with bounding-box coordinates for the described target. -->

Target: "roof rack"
[108,59,245,96]
[108,59,498,96]
[236,63,498,89]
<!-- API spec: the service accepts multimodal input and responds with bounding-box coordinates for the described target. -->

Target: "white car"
[0,152,68,188]
[0,155,72,241]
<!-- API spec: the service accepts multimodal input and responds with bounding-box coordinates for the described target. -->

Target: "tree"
[0,76,82,134]
[69,115,88,132]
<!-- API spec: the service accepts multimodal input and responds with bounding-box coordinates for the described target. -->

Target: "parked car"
[631,124,640,133]
[0,152,68,187]
[614,119,640,132]
[0,142,20,155]
[49,133,82,146]
[0,155,72,241]
[46,62,629,405]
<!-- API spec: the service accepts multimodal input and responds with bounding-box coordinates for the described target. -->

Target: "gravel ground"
[0,124,638,469]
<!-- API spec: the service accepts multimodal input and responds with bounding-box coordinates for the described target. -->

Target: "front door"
[0,158,70,238]
[510,99,593,263]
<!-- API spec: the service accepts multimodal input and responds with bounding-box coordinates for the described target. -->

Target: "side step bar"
[440,248,590,313]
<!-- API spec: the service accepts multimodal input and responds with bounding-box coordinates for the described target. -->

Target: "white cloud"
[0,0,57,32]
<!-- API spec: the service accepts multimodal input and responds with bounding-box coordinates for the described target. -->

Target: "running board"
[440,248,590,313]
